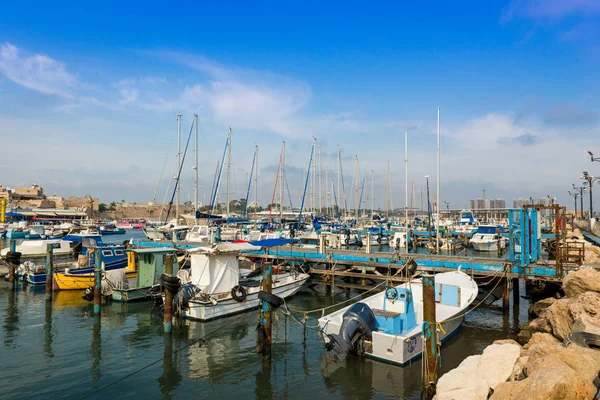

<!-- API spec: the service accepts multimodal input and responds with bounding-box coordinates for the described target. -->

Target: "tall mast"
[355,155,359,220]
[405,131,408,252]
[337,145,341,216]
[436,107,441,254]
[193,113,199,222]
[176,113,182,222]
[319,147,323,214]
[325,165,329,216]
[226,127,232,218]
[280,140,285,220]
[371,169,374,219]
[255,144,259,215]
[386,160,390,218]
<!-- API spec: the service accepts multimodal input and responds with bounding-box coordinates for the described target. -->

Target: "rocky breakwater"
[436,267,600,400]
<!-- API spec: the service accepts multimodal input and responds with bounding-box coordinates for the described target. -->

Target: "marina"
[2,2,600,399]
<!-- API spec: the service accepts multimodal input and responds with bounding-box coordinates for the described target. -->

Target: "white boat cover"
[190,253,239,294]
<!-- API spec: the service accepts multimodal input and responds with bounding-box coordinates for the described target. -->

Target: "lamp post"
[568,190,579,218]
[573,183,586,219]
[581,171,600,218]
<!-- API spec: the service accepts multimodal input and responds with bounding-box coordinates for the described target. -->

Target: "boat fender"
[377,236,382,244]
[345,237,350,245]
[564,331,600,350]
[160,273,181,294]
[258,290,284,309]
[385,287,398,300]
[231,285,247,302]
[5,251,22,265]
[406,259,418,276]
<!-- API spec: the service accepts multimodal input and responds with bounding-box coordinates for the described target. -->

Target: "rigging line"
[153,131,176,203]
[164,121,195,224]
[78,312,248,400]
[284,166,294,211]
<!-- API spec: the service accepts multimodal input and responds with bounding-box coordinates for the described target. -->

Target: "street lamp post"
[573,183,586,219]
[581,171,600,218]
[568,190,579,217]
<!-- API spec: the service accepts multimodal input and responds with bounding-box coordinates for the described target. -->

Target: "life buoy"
[231,285,247,302]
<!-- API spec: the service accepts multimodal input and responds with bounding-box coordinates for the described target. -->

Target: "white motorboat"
[0,239,73,258]
[318,270,478,365]
[185,225,214,243]
[175,243,309,321]
[389,230,408,250]
[470,225,507,252]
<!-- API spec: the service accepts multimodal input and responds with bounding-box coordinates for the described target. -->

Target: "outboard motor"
[325,303,377,360]
[173,282,200,310]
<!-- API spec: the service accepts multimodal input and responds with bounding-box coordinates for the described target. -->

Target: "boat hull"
[184,275,308,322]
[51,261,130,289]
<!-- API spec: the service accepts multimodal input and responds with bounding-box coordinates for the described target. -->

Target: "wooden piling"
[512,277,520,305]
[93,250,102,314]
[422,273,438,399]
[164,254,174,333]
[8,240,16,289]
[256,264,273,360]
[45,243,54,297]
[502,277,510,310]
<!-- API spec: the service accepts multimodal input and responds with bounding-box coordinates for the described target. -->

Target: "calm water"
[0,230,525,399]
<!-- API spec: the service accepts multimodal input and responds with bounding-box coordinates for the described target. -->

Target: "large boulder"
[573,313,600,335]
[436,344,521,400]
[523,332,559,350]
[542,298,572,340]
[563,268,600,298]
[529,297,557,318]
[518,317,553,345]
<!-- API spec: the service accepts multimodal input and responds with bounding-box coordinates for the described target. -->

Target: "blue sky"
[1,0,599,210]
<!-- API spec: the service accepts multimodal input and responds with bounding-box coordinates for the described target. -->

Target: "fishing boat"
[454,210,479,236]
[470,225,507,252]
[6,227,29,239]
[318,270,478,365]
[173,242,309,321]
[110,248,180,302]
[99,224,126,235]
[116,219,146,229]
[0,239,73,259]
[54,265,136,290]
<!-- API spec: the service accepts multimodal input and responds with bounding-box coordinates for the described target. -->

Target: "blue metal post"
[508,210,515,263]
[520,208,527,267]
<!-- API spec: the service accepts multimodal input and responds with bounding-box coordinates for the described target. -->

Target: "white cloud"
[0,42,78,98]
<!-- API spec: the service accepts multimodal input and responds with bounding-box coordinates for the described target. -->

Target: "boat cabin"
[128,248,180,288]
[375,287,417,335]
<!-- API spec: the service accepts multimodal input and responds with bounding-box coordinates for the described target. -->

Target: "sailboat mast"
[386,161,390,219]
[404,131,408,252]
[325,165,329,216]
[176,113,182,222]
[337,145,341,216]
[194,113,199,222]
[371,169,374,219]
[319,147,323,214]
[436,107,441,254]
[255,145,259,215]
[226,127,232,218]
[280,140,285,221]
[355,155,359,220]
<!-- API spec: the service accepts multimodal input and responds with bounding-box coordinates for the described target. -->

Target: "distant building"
[490,199,506,209]
[12,183,44,200]
[513,198,530,208]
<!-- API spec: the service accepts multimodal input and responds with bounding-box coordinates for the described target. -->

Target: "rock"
[436,344,520,400]
[509,356,528,381]
[563,268,600,298]
[526,341,600,382]
[573,313,600,335]
[491,362,597,400]
[529,297,557,318]
[493,339,520,346]
[517,318,552,345]
[523,332,559,349]
[542,298,573,340]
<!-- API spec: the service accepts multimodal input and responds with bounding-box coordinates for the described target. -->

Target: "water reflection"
[91,315,102,383]
[3,285,19,347]
[158,334,182,399]
[44,297,54,360]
